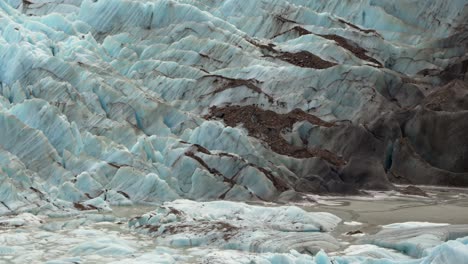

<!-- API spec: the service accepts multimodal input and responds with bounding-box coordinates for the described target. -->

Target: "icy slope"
[0,0,467,215]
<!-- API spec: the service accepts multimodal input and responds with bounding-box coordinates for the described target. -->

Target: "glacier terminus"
[0,0,468,263]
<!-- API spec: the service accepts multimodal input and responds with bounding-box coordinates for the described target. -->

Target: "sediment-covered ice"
[130,199,342,253]
[0,207,468,264]
[0,0,467,214]
[0,0,467,263]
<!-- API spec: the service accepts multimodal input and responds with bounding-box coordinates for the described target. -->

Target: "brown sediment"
[400,76,427,85]
[271,16,380,37]
[205,105,345,166]
[30,187,44,196]
[277,51,337,69]
[318,34,383,67]
[184,151,236,185]
[399,185,428,197]
[192,144,211,154]
[108,162,122,169]
[337,18,381,36]
[269,24,381,68]
[73,202,98,211]
[252,165,289,192]
[346,230,363,235]
[22,0,32,9]
[273,21,383,68]
[0,222,23,228]
[246,38,277,53]
[185,151,223,177]
[203,75,274,103]
[272,26,312,39]
[248,37,336,69]
[182,143,289,193]
[157,221,240,241]
[292,26,312,36]
[199,53,223,63]
[143,224,161,233]
[167,207,183,216]
[117,190,130,199]
[275,15,298,24]
[422,80,468,112]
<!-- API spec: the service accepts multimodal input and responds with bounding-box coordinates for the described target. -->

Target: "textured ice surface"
[129,200,341,253]
[361,224,468,258]
[0,0,467,215]
[382,222,450,229]
[0,205,468,264]
[0,0,467,263]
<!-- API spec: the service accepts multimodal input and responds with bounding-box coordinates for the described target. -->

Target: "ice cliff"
[0,1,468,262]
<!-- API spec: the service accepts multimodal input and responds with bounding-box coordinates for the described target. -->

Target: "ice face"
[360,224,468,258]
[0,0,467,262]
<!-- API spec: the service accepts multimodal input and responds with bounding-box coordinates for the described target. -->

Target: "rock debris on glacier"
[0,0,468,263]
[129,200,341,253]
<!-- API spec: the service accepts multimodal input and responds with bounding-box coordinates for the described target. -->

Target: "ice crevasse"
[0,0,467,214]
[0,0,468,263]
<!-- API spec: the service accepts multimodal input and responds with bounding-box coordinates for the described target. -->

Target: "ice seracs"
[0,0,467,263]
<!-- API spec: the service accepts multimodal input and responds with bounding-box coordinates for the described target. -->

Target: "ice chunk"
[0,213,42,227]
[344,221,363,226]
[130,200,341,254]
[362,225,468,257]
[383,222,450,229]
[421,240,468,264]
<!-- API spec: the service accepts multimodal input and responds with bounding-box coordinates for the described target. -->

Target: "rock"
[340,157,393,190]
[399,186,428,197]
[0,0,466,215]
[345,230,364,236]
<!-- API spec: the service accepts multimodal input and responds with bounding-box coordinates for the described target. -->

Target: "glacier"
[0,0,468,263]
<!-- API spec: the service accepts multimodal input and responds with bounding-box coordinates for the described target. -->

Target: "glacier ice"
[129,199,342,253]
[0,0,467,263]
[0,206,468,263]
[382,222,450,229]
[361,224,468,258]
